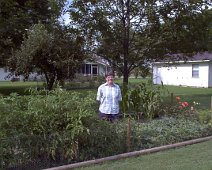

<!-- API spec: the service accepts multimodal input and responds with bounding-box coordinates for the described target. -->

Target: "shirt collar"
[105,82,115,87]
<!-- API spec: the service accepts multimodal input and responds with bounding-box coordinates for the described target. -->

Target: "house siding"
[0,68,10,81]
[153,62,210,88]
[208,62,212,87]
[78,63,109,76]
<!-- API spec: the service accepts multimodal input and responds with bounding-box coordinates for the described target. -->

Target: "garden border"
[45,135,212,170]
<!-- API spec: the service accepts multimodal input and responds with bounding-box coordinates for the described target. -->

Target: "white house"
[77,57,110,77]
[0,57,110,81]
[153,52,212,88]
[0,68,43,81]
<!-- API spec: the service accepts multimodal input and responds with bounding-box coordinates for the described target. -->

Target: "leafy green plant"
[120,84,130,118]
[121,81,166,120]
[0,88,96,168]
[196,109,212,125]
[163,96,201,116]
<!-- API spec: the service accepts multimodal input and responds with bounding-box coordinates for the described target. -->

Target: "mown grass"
[0,81,43,95]
[78,139,212,170]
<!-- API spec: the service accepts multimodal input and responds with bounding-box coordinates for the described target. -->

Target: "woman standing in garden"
[96,71,122,122]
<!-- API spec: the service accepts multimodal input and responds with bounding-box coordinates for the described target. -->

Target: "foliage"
[131,67,151,79]
[69,0,211,84]
[9,23,86,90]
[132,116,211,149]
[121,81,167,120]
[0,84,212,168]
[196,109,212,125]
[76,116,211,161]
[163,96,201,116]
[0,0,66,67]
[0,88,96,168]
[77,118,127,160]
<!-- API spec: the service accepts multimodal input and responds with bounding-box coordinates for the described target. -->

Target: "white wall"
[0,68,18,81]
[208,62,212,87]
[153,62,209,88]
[0,68,44,81]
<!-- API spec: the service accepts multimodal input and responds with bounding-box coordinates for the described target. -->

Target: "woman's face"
[106,75,114,85]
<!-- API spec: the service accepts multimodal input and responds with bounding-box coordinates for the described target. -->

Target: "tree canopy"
[0,0,66,67]
[10,23,85,90]
[69,0,212,84]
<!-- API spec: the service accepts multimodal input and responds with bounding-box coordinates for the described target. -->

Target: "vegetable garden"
[0,79,212,169]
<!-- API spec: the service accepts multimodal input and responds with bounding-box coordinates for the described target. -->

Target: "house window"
[192,64,199,78]
[81,64,91,74]
[86,64,91,74]
[92,64,98,75]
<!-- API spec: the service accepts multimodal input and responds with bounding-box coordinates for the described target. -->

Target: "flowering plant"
[165,96,200,115]
[175,96,189,113]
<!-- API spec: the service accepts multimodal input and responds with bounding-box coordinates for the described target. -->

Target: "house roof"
[85,55,110,66]
[154,51,212,64]
[191,52,212,61]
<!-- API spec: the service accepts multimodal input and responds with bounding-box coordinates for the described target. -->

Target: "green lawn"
[0,81,43,95]
[78,140,212,170]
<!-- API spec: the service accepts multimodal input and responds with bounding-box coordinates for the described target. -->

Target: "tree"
[9,23,85,90]
[0,0,66,67]
[69,0,211,84]
[206,9,212,51]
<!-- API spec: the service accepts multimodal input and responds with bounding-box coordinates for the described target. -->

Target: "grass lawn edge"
[44,135,212,170]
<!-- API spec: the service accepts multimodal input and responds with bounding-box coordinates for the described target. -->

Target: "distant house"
[77,57,110,77]
[0,68,42,81]
[0,57,110,81]
[153,52,212,88]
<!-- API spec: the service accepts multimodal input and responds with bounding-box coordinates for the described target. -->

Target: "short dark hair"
[105,71,114,78]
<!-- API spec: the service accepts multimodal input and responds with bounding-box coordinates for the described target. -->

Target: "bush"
[0,88,96,168]
[77,118,127,160]
[196,109,212,124]
[121,81,167,120]
[0,88,211,169]
[75,116,212,161]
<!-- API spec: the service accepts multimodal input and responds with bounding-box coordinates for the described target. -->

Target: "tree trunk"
[44,72,55,90]
[47,77,55,90]
[123,67,129,84]
[122,0,130,85]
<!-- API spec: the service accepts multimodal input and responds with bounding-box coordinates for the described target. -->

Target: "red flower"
[176,96,181,100]
[178,106,182,109]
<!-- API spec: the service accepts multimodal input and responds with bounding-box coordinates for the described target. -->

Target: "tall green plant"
[0,88,96,168]
[121,82,166,120]
[120,84,130,118]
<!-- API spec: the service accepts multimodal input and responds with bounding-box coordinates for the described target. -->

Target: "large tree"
[69,0,211,84]
[0,0,66,67]
[10,23,85,90]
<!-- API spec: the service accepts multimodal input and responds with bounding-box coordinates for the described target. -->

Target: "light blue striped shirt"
[96,82,122,114]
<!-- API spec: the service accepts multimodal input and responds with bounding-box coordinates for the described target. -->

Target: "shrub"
[129,116,212,150]
[196,109,212,124]
[77,118,127,160]
[0,88,96,168]
[162,96,201,117]
[74,116,212,161]
[121,81,167,120]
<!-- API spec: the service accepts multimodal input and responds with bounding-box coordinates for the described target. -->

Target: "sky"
[61,0,72,25]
